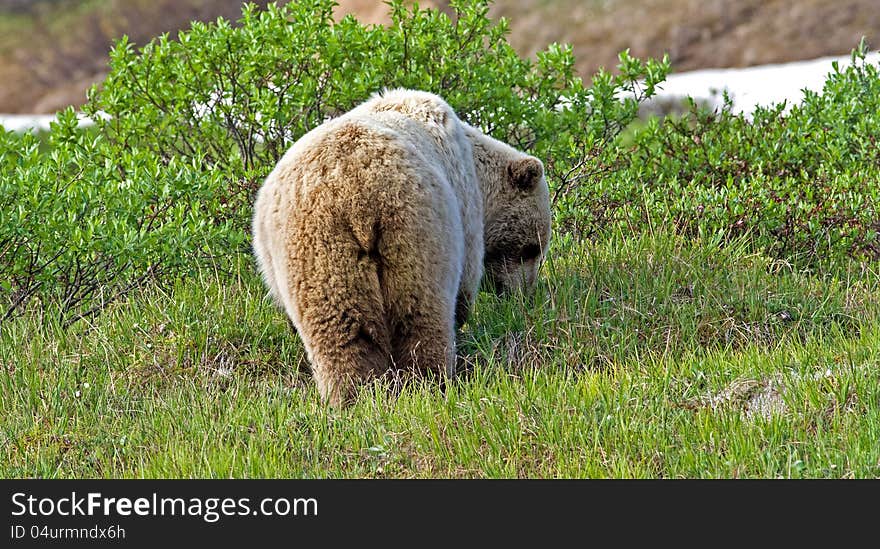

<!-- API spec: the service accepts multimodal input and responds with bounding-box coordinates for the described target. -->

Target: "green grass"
[2,230,879,478]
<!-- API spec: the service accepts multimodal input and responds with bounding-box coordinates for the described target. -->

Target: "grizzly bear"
[252,89,551,406]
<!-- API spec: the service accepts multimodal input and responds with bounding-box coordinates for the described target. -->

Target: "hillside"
[0,0,274,113]
[493,0,880,77]
[0,0,878,113]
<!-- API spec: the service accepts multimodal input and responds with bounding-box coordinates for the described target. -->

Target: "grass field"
[3,229,878,478]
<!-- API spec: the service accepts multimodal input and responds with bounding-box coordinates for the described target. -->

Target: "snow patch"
[644,52,880,117]
[0,112,97,133]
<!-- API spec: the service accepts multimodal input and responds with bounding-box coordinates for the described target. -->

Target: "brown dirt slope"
[0,0,274,113]
[1,0,879,113]
[492,0,880,77]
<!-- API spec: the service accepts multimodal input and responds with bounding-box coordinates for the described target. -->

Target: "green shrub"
[0,110,244,325]
[83,0,667,231]
[559,41,880,266]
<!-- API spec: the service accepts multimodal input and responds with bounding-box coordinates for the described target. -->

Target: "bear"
[251,88,551,406]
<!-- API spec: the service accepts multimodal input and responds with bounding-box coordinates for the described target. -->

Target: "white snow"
[0,112,96,133]
[644,51,880,116]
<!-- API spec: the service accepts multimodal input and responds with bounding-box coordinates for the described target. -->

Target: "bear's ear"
[507,157,543,191]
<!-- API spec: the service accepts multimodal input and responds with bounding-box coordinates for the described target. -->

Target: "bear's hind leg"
[307,322,391,406]
[380,231,459,383]
[389,313,456,382]
[290,229,392,407]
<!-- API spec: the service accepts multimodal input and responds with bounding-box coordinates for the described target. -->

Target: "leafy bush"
[559,42,880,265]
[0,110,244,325]
[84,0,667,231]
[2,0,665,324]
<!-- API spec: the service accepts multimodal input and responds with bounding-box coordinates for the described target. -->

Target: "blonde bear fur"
[252,89,551,406]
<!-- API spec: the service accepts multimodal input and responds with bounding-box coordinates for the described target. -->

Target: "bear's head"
[465,125,552,295]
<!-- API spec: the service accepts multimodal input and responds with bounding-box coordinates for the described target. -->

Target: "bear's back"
[266,105,462,205]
